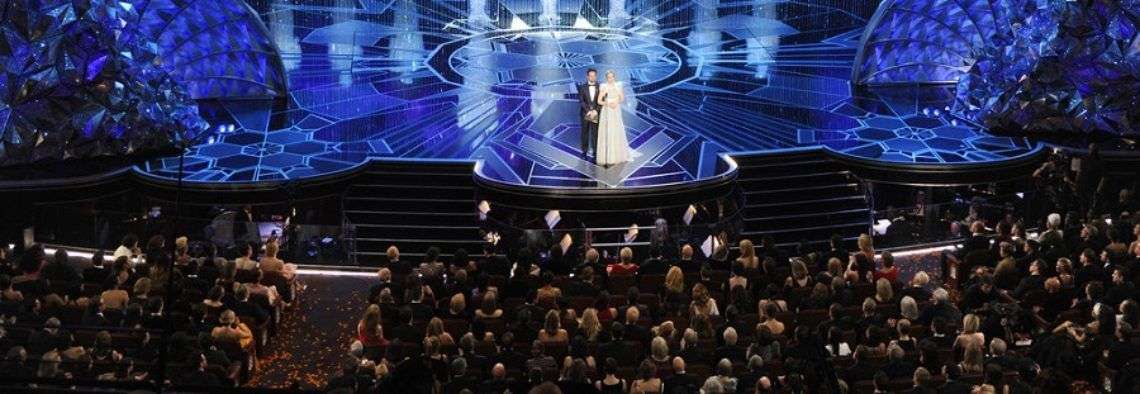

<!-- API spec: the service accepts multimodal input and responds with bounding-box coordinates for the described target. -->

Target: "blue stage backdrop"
[26,0,1134,183]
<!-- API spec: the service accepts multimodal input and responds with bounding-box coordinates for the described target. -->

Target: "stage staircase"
[734,151,872,247]
[341,161,484,265]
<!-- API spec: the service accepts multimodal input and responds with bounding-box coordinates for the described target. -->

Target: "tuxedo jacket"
[578,83,601,117]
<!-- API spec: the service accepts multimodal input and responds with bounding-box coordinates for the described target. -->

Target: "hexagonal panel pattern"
[137,1,1045,185]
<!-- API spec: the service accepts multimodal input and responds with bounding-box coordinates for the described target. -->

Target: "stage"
[133,0,1045,190]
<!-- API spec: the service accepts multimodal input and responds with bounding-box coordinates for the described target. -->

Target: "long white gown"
[596,82,630,166]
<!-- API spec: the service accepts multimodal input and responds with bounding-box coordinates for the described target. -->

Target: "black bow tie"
[588,83,596,86]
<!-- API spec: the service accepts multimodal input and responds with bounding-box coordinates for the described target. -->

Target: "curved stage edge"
[0,143,1057,194]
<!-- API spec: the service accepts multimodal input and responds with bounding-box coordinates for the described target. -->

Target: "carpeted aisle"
[247,274,371,389]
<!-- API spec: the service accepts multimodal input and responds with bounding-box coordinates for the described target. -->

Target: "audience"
[0,147,1137,393]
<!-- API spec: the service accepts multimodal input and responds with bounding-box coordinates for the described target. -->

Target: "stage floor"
[138,1,1041,187]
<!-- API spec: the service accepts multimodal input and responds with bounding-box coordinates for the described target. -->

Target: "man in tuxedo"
[577,68,601,157]
[662,357,702,394]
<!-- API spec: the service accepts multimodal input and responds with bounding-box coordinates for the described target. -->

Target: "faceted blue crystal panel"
[955,0,1140,135]
[853,0,1053,85]
[0,0,285,167]
[134,0,287,99]
[0,0,206,166]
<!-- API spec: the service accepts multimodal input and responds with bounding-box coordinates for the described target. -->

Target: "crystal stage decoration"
[0,0,284,167]
[857,0,1140,136]
[955,0,1140,135]
[852,0,1040,85]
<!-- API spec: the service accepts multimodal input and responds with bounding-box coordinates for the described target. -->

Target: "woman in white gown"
[596,70,631,166]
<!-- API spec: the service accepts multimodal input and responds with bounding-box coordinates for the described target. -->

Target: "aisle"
[246,274,371,389]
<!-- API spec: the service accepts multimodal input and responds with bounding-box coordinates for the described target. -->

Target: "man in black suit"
[577,68,601,157]
[232,285,269,327]
[1012,260,1046,299]
[562,266,601,297]
[441,357,479,394]
[841,346,880,387]
[478,244,510,276]
[677,329,707,365]
[391,310,420,344]
[368,268,396,304]
[493,332,528,372]
[622,307,650,346]
[481,363,515,394]
[821,234,848,272]
[714,327,746,363]
[639,246,669,275]
[618,287,650,323]
[940,364,972,394]
[382,245,410,274]
[677,244,701,272]
[662,357,702,394]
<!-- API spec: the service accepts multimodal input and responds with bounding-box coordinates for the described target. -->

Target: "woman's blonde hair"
[912,271,930,286]
[481,291,498,313]
[963,314,980,334]
[651,336,669,360]
[450,293,465,313]
[900,296,918,320]
[544,309,561,334]
[580,308,601,340]
[361,304,381,335]
[665,266,685,293]
[857,233,873,253]
[791,259,809,280]
[692,282,709,302]
[265,239,279,257]
[897,318,912,337]
[426,317,446,336]
[738,239,759,269]
[739,239,755,258]
[875,278,893,302]
[133,277,151,296]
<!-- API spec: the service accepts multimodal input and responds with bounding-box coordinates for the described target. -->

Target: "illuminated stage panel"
[137,0,1041,185]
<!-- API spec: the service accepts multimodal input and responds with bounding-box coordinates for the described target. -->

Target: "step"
[344,210,476,225]
[347,184,475,199]
[737,159,844,177]
[736,171,854,188]
[351,224,482,240]
[361,162,474,175]
[741,221,868,244]
[744,195,867,216]
[352,171,474,186]
[343,197,474,214]
[730,151,823,165]
[743,183,861,204]
[744,208,870,230]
